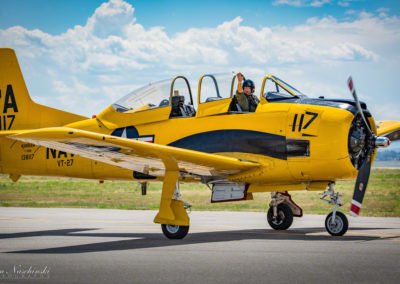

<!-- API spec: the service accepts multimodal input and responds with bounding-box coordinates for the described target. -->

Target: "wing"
[376,120,400,142]
[0,130,29,137]
[10,127,260,177]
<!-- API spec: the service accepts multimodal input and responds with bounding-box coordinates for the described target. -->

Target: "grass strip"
[0,169,399,216]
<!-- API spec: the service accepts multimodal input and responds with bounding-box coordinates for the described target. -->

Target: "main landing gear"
[159,180,192,240]
[267,192,302,231]
[161,224,190,239]
[321,183,348,236]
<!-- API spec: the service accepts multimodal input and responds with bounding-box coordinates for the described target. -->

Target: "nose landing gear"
[321,183,348,236]
[325,211,348,236]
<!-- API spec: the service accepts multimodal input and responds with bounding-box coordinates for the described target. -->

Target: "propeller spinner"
[347,77,390,217]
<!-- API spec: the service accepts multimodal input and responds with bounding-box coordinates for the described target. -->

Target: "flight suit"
[231,91,260,112]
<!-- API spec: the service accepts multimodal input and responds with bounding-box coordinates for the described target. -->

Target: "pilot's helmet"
[242,79,255,93]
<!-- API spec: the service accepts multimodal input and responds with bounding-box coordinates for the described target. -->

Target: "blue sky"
[0,0,399,124]
[1,0,400,34]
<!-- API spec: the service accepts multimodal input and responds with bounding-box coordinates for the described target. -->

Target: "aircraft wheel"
[267,203,293,230]
[325,211,348,236]
[161,224,189,239]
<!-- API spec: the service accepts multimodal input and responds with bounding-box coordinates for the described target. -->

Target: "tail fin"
[0,48,87,130]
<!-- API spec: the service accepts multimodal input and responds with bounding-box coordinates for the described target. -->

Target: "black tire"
[325,211,348,236]
[161,224,189,239]
[267,203,294,230]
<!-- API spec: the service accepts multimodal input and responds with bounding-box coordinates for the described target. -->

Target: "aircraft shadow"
[2,227,398,254]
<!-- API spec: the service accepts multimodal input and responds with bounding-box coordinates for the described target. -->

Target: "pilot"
[230,73,259,112]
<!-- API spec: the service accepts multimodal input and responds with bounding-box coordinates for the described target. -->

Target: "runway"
[0,207,399,283]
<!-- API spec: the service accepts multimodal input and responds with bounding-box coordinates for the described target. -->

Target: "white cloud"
[345,9,356,15]
[377,8,390,13]
[273,0,331,7]
[86,0,135,38]
[337,0,360,8]
[274,0,362,8]
[273,0,302,7]
[310,0,331,7]
[338,0,350,7]
[0,0,399,120]
[376,7,390,18]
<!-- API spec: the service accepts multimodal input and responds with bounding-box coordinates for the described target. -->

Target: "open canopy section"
[196,73,236,117]
[261,75,307,102]
[198,73,235,104]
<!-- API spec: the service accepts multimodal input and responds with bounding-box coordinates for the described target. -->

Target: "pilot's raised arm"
[229,72,259,112]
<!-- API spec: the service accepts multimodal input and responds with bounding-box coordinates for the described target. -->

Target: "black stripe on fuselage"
[168,130,299,160]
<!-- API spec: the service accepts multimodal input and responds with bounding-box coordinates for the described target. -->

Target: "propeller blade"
[347,76,374,136]
[350,149,373,217]
[348,76,377,217]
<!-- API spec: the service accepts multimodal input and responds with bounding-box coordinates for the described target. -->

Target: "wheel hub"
[272,211,285,225]
[327,216,343,234]
[165,224,179,234]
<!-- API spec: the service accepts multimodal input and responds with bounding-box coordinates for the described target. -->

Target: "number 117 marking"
[292,112,318,132]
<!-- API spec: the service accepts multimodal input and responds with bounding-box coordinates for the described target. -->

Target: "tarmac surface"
[0,207,399,283]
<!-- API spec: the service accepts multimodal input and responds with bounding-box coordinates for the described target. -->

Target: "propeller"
[347,77,390,217]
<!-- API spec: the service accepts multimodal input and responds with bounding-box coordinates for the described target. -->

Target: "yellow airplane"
[1,48,399,239]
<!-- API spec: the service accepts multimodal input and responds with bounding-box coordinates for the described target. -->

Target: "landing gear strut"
[160,180,192,240]
[267,192,302,230]
[321,183,348,236]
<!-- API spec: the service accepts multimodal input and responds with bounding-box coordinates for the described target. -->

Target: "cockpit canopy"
[110,73,306,115]
[112,77,194,114]
[262,75,305,101]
